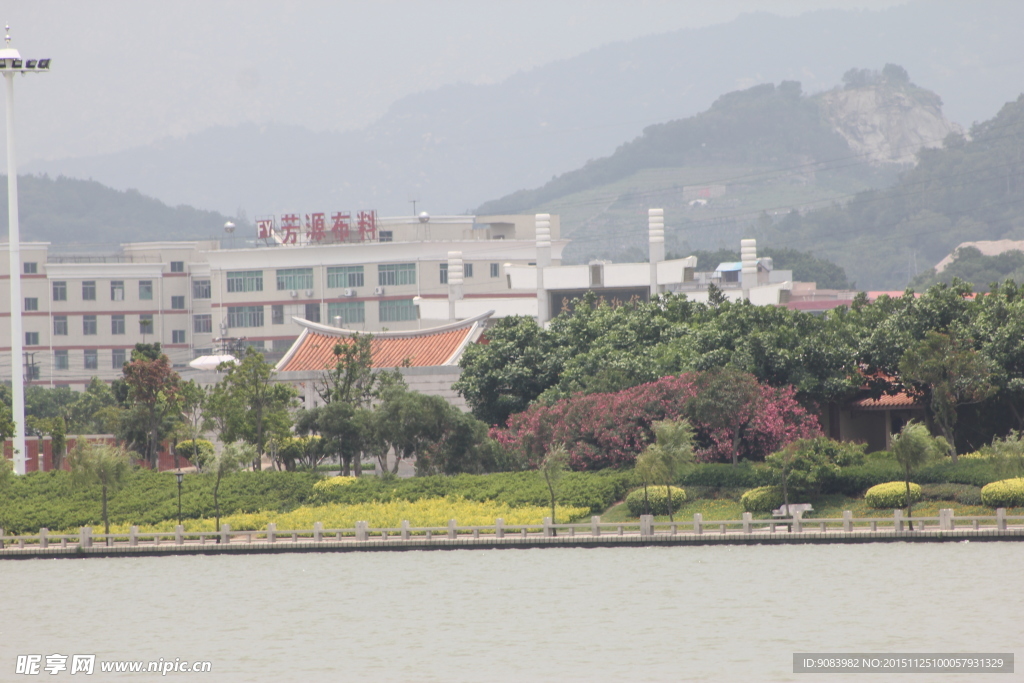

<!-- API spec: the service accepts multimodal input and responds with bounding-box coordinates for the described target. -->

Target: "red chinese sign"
[254,210,379,245]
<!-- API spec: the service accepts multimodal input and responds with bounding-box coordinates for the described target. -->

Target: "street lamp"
[175,470,185,526]
[2,27,51,475]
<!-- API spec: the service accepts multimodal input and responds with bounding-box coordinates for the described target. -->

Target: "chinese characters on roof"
[255,211,378,245]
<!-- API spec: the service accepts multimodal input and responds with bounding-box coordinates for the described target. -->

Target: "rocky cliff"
[817,84,962,165]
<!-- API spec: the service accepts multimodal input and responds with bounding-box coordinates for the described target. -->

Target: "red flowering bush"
[492,373,820,470]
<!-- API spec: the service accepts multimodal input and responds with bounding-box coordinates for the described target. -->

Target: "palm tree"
[68,441,132,544]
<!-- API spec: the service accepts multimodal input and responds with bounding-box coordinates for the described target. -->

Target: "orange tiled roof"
[276,312,490,372]
[849,392,920,409]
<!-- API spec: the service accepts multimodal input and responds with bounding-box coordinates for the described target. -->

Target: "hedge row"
[865,481,922,509]
[310,470,635,515]
[0,470,320,534]
[624,486,686,516]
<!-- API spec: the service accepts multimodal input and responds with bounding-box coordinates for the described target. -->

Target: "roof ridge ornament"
[5,24,10,48]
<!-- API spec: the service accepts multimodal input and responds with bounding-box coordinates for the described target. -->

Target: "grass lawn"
[598,495,1024,524]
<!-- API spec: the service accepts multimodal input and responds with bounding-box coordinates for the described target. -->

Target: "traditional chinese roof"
[275,311,492,372]
[849,392,921,410]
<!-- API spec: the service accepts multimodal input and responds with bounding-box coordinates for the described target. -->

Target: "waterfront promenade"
[2,510,1022,559]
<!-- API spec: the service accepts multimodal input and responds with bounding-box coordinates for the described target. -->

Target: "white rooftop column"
[648,208,665,298]
[741,238,758,297]
[536,214,551,323]
[447,251,464,321]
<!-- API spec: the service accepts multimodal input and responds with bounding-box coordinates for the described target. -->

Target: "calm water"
[1,543,1020,682]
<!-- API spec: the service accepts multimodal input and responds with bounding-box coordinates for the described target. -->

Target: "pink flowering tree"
[493,372,820,470]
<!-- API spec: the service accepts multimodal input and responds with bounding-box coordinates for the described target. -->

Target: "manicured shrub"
[825,462,903,495]
[678,463,770,488]
[980,478,1024,508]
[865,481,921,509]
[740,486,784,513]
[920,483,983,506]
[625,486,686,515]
[914,460,1002,487]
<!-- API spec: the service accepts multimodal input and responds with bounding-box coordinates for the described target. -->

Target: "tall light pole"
[1,27,51,474]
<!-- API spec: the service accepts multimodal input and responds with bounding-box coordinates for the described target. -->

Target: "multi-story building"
[0,214,563,389]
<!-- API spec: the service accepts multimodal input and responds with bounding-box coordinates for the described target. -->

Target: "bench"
[772,503,813,518]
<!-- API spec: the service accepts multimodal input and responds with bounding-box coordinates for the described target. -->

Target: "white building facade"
[0,214,563,389]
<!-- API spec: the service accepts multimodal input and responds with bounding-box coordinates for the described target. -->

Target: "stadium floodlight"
[2,26,51,474]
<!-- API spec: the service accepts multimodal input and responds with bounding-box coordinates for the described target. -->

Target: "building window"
[171,295,185,310]
[271,305,284,325]
[24,297,38,311]
[111,281,125,301]
[379,299,417,322]
[464,263,474,278]
[82,281,96,301]
[84,349,98,370]
[53,316,67,336]
[302,303,320,323]
[53,281,67,301]
[227,305,263,328]
[54,349,69,370]
[327,266,364,289]
[440,263,448,284]
[139,314,154,335]
[193,314,212,334]
[111,315,125,335]
[25,331,39,346]
[490,263,500,278]
[172,330,186,344]
[83,315,97,335]
[170,261,185,273]
[139,280,153,300]
[379,230,393,243]
[192,279,211,299]
[378,263,416,287]
[276,268,314,291]
[328,301,365,325]
[23,262,37,274]
[112,348,126,368]
[226,270,263,293]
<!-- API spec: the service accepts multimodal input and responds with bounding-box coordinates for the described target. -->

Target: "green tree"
[687,368,762,465]
[27,416,67,471]
[207,348,297,469]
[210,443,252,537]
[120,343,183,468]
[539,443,569,526]
[636,419,695,521]
[900,331,996,460]
[67,378,120,434]
[891,422,946,527]
[765,438,863,515]
[67,441,132,541]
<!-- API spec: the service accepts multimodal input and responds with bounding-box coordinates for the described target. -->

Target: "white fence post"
[591,516,601,537]
[742,512,752,534]
[543,517,553,537]
[793,511,803,534]
[495,518,504,539]
[640,514,654,536]
[939,508,952,531]
[356,521,367,541]
[267,522,276,543]
[448,519,457,540]
[996,508,1006,531]
[694,513,703,535]
[401,520,410,540]
[39,528,49,549]
[842,511,853,532]
[0,527,5,549]
[220,524,230,545]
[129,526,138,547]
[893,510,903,532]
[81,526,92,549]
[175,525,184,546]
[313,521,323,543]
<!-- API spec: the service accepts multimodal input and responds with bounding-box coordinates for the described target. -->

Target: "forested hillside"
[0,174,243,247]
[771,95,1024,289]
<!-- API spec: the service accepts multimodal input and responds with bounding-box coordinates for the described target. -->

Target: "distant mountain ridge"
[25,2,1024,220]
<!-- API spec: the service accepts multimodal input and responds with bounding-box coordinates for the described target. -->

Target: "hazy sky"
[2,0,907,163]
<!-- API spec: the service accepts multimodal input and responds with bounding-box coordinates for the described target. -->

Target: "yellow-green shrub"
[981,478,1024,508]
[865,481,921,509]
[625,486,686,516]
[310,476,357,503]
[92,496,591,533]
[740,486,784,513]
